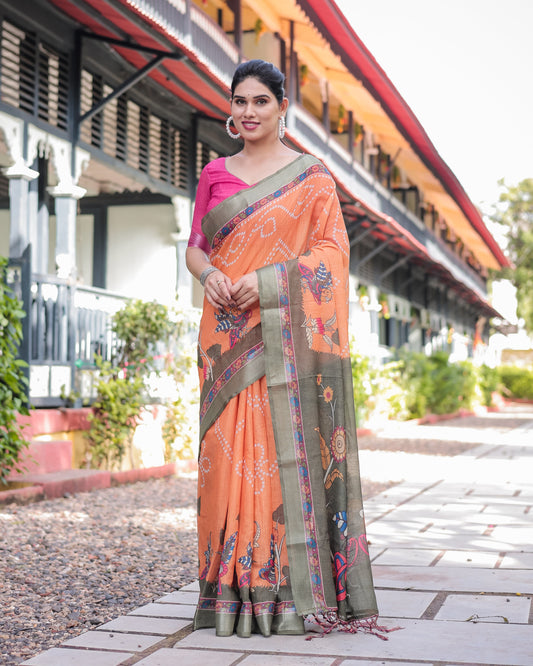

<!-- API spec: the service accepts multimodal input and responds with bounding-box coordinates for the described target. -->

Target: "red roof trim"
[48,0,121,39]
[342,196,502,318]
[48,0,230,117]
[300,0,509,268]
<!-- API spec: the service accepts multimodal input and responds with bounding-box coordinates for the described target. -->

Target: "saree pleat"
[195,377,304,636]
[194,153,380,637]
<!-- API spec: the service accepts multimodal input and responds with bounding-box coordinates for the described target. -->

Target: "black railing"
[7,249,128,406]
[31,275,126,367]
[73,284,127,365]
[31,275,127,405]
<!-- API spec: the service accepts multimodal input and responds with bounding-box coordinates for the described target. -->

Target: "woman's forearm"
[186,246,234,307]
[185,246,214,282]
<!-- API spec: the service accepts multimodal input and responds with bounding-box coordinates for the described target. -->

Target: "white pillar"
[48,183,86,279]
[3,161,39,258]
[41,134,89,280]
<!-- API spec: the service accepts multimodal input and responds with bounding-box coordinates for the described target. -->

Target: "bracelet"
[199,266,219,287]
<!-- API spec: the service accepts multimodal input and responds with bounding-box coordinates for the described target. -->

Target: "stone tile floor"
[20,408,533,666]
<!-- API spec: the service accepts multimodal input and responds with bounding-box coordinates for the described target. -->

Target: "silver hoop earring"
[279,116,286,139]
[226,116,241,139]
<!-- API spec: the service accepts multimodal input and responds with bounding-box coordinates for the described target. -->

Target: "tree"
[491,178,533,332]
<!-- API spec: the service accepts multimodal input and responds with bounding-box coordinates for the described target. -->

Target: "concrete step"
[0,460,197,505]
[8,439,73,478]
[14,468,111,499]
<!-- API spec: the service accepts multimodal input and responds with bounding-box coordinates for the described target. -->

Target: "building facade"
[0,0,508,405]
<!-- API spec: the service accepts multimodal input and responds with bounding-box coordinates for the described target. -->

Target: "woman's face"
[231,77,286,142]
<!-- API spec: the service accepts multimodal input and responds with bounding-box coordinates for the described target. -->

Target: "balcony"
[287,104,487,298]
[124,0,239,85]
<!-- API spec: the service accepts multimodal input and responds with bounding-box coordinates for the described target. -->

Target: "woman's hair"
[231,59,285,105]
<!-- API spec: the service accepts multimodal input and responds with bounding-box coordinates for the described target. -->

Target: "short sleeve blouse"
[187,157,250,255]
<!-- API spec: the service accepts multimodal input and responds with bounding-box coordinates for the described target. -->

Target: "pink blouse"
[187,157,250,255]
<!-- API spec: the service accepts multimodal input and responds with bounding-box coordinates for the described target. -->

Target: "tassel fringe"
[304,613,402,641]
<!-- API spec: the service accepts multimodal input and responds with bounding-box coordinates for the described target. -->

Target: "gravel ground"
[4,409,526,665]
[0,474,198,665]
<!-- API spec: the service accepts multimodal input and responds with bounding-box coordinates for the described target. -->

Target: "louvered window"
[79,68,195,193]
[197,141,210,178]
[0,19,68,130]
[102,84,117,157]
[148,115,162,180]
[115,96,127,162]
[126,100,141,170]
[139,106,149,173]
[354,240,379,285]
[79,70,95,144]
[158,117,170,183]
[196,142,218,180]
[172,128,189,191]
[1,20,36,114]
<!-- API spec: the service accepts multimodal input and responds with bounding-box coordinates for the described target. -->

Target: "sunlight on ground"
[0,510,90,523]
[153,507,196,528]
[376,415,532,447]
[360,446,532,485]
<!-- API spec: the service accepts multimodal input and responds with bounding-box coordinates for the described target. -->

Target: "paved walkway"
[21,406,533,666]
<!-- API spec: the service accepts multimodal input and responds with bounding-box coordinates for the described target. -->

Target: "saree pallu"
[194,153,379,637]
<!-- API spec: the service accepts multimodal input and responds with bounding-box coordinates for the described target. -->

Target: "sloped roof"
[297,0,509,269]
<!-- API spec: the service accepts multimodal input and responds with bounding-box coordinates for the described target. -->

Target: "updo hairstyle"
[231,59,285,105]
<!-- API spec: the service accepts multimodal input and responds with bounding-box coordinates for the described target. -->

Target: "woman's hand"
[230,272,259,310]
[204,270,233,308]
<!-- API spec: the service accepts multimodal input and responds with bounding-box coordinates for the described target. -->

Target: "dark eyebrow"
[233,94,271,100]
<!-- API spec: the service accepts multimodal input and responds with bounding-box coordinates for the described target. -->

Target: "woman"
[186,59,382,638]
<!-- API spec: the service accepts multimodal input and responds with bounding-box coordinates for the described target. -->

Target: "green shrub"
[160,308,198,463]
[85,299,173,470]
[424,351,464,414]
[456,360,480,411]
[360,350,487,423]
[350,351,373,424]
[0,257,30,484]
[86,357,144,470]
[408,352,479,416]
[112,299,173,373]
[351,348,407,425]
[479,365,500,406]
[353,349,521,426]
[498,365,533,400]
[396,351,433,419]
[378,361,408,420]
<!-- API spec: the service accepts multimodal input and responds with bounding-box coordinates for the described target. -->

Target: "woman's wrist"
[199,265,219,287]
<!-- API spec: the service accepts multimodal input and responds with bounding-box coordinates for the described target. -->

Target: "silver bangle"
[199,266,218,287]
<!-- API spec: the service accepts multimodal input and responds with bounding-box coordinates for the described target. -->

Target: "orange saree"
[194,153,380,637]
